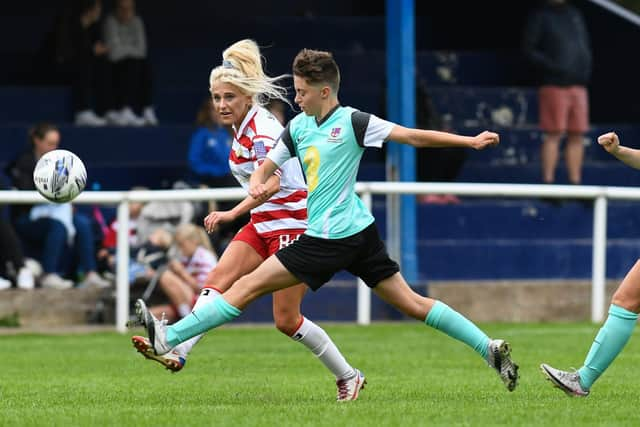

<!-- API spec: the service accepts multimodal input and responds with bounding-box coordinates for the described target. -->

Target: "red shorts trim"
[231,222,304,259]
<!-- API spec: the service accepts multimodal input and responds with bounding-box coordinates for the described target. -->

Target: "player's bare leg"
[274,284,365,401]
[542,260,640,396]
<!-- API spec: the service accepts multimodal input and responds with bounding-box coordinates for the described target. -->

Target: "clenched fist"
[598,132,620,154]
[471,131,500,150]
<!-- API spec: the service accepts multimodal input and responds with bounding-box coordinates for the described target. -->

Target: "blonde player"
[132,40,363,401]
[542,131,640,396]
[136,48,519,396]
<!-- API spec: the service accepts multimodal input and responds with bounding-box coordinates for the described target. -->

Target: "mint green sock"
[578,304,638,390]
[425,300,490,359]
[166,296,241,347]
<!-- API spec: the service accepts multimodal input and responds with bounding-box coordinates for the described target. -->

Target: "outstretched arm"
[387,125,499,150]
[598,132,640,170]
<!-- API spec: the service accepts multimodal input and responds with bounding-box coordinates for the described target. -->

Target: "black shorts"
[275,222,400,291]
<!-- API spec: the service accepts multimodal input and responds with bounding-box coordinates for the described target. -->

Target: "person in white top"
[132,39,361,401]
[102,0,157,125]
[149,224,218,324]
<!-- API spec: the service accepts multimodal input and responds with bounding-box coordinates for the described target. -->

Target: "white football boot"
[132,335,185,372]
[134,299,172,355]
[336,369,366,402]
[540,363,589,397]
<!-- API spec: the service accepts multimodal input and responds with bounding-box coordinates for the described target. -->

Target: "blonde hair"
[209,39,289,107]
[174,223,214,254]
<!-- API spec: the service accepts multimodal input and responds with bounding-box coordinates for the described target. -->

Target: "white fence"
[3,182,638,331]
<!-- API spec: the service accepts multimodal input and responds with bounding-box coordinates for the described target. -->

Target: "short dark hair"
[292,49,341,92]
[28,122,58,145]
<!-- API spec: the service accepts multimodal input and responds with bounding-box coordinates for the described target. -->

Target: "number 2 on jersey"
[303,146,320,192]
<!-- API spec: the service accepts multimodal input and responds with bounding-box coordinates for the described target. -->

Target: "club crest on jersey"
[328,127,342,143]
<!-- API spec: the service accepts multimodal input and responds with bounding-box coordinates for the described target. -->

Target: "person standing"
[103,0,157,126]
[523,0,592,186]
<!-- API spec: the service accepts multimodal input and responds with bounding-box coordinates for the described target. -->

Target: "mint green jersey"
[268,105,394,239]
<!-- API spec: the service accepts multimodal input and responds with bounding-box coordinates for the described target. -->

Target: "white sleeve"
[267,140,292,167]
[267,124,296,167]
[363,114,394,148]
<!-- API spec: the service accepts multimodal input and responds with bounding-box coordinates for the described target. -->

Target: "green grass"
[1,323,640,426]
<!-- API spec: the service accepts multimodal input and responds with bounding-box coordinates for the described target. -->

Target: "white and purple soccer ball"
[33,149,87,203]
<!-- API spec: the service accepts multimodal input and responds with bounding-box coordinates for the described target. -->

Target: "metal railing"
[2,181,634,331]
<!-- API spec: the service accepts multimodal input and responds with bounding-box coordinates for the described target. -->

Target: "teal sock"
[425,300,490,359]
[166,296,241,347]
[578,304,638,390]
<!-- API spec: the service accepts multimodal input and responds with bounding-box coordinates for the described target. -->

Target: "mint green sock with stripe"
[167,296,241,347]
[425,300,490,359]
[578,304,638,390]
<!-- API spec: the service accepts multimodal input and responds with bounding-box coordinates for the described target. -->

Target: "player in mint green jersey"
[541,131,640,397]
[135,48,519,395]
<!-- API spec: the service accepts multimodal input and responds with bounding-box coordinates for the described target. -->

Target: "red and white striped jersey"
[181,246,218,287]
[229,105,307,237]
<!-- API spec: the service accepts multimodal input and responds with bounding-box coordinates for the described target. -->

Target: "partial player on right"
[542,132,640,396]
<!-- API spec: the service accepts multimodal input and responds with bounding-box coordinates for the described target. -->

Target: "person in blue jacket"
[187,98,235,188]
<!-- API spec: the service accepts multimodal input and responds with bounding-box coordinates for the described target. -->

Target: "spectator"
[523,0,592,185]
[150,224,218,323]
[414,78,465,204]
[187,99,242,251]
[45,0,111,126]
[136,183,196,245]
[5,122,111,289]
[187,98,234,188]
[102,0,157,126]
[95,193,145,274]
[381,78,465,204]
[99,226,172,287]
[0,180,36,290]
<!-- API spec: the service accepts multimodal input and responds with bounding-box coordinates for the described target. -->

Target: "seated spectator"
[187,98,234,189]
[150,224,218,323]
[98,188,146,251]
[42,0,112,126]
[136,182,196,245]
[99,226,172,286]
[102,0,157,126]
[0,180,36,290]
[5,122,111,289]
[96,183,196,275]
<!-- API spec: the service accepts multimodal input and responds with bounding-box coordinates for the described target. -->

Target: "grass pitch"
[2,323,640,426]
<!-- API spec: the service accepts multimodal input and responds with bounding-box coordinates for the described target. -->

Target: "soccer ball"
[33,149,87,203]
